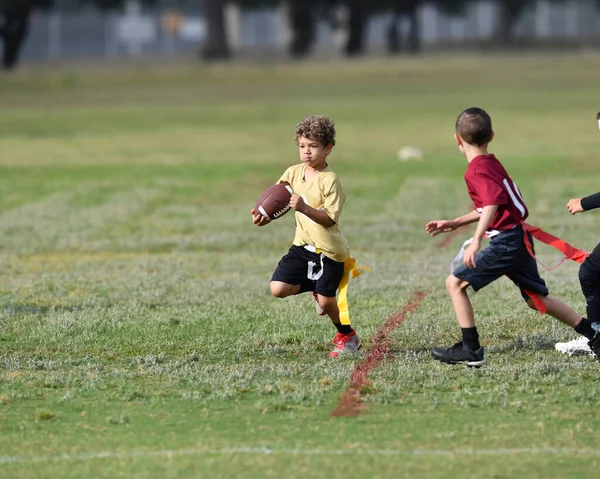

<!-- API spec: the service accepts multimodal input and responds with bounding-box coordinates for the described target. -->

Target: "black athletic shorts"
[271,245,345,297]
[586,242,600,271]
[453,225,549,302]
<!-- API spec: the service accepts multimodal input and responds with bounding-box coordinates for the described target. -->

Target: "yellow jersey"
[278,163,350,263]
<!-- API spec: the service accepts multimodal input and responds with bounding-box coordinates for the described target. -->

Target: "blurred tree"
[286,0,319,58]
[492,0,574,44]
[0,0,53,70]
[235,0,280,9]
[283,0,371,59]
[201,0,230,60]
[78,0,158,9]
[385,0,471,55]
[435,0,471,15]
[344,0,367,56]
[283,0,370,58]
[383,0,420,54]
[493,0,533,44]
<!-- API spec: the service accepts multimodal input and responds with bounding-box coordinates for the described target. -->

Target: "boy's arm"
[290,194,335,227]
[425,210,479,237]
[290,176,343,228]
[569,192,600,215]
[453,210,481,228]
[462,204,499,268]
[582,193,600,211]
[471,205,499,243]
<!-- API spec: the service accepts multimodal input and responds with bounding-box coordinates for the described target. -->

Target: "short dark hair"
[455,107,493,146]
[295,115,336,146]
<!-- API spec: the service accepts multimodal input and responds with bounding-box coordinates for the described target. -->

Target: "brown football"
[255,182,293,220]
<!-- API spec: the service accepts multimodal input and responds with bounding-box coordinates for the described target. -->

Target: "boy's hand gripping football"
[250,208,271,227]
[425,220,458,237]
[566,198,584,215]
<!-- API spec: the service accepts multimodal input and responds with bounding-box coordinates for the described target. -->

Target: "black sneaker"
[431,341,485,367]
[588,331,600,359]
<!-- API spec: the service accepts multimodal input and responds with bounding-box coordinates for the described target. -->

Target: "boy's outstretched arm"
[463,204,499,269]
[425,210,480,237]
[567,192,600,215]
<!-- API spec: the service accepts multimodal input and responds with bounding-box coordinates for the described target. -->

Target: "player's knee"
[270,282,291,298]
[317,295,337,313]
[445,274,463,293]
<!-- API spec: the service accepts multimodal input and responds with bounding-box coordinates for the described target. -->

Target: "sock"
[575,317,596,340]
[461,327,480,350]
[335,323,353,335]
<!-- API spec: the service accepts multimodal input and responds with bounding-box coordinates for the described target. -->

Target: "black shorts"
[587,241,600,271]
[453,226,549,302]
[271,245,345,297]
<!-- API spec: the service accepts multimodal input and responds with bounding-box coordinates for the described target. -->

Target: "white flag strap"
[451,237,473,273]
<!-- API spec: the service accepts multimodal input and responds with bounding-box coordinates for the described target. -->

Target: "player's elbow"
[321,213,336,228]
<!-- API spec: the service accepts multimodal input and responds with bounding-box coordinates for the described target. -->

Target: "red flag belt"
[520,222,589,314]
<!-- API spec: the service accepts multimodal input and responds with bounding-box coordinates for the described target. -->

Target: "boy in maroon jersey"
[425,107,600,366]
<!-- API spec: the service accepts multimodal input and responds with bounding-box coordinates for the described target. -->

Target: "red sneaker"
[330,331,361,358]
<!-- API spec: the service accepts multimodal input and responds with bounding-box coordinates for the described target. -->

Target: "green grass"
[1,53,600,478]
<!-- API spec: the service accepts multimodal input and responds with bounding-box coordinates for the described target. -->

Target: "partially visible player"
[251,115,361,358]
[425,107,600,366]
[555,192,600,356]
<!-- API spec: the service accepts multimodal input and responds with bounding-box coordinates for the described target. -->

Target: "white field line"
[2,446,600,465]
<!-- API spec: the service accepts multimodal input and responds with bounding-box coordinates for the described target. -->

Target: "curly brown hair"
[294,115,336,147]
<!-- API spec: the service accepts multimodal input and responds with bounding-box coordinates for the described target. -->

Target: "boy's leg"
[270,246,312,298]
[269,246,361,356]
[446,274,475,329]
[509,244,599,357]
[526,295,584,329]
[431,239,515,366]
[555,244,600,356]
[312,292,327,316]
[315,256,361,357]
[270,281,301,298]
[526,294,598,357]
[578,247,600,325]
[573,248,600,356]
[317,293,356,335]
[431,274,484,366]
[324,296,361,357]
[507,245,591,334]
[314,294,344,325]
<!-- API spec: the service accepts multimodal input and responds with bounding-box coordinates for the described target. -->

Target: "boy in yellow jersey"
[251,115,361,358]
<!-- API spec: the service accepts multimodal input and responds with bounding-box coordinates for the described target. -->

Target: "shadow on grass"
[490,334,557,353]
[389,334,557,357]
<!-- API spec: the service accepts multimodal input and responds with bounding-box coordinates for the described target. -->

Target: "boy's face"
[297,136,332,169]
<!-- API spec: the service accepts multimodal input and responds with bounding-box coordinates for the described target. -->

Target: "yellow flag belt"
[338,257,369,325]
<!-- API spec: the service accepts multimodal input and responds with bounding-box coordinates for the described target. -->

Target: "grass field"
[1,53,600,478]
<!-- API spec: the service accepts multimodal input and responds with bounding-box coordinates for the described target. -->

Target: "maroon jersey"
[465,154,528,230]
